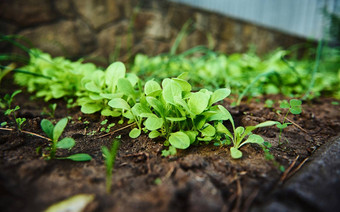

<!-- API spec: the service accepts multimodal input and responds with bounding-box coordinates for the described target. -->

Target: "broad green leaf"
[240,134,264,148]
[117,78,135,97]
[149,130,161,138]
[105,62,126,92]
[144,116,163,131]
[174,96,192,115]
[53,118,68,141]
[188,91,210,115]
[81,103,102,114]
[146,97,164,116]
[101,108,121,117]
[217,105,235,129]
[177,72,188,79]
[255,121,279,128]
[126,73,139,87]
[290,106,302,115]
[200,123,216,137]
[280,100,290,109]
[132,103,151,116]
[230,147,242,159]
[108,98,131,111]
[85,81,101,93]
[209,88,231,105]
[41,119,54,139]
[169,131,190,149]
[89,93,104,100]
[145,80,161,96]
[290,99,302,106]
[165,116,186,122]
[63,153,92,161]
[173,78,192,92]
[129,128,141,138]
[216,122,233,139]
[100,93,123,99]
[56,137,75,149]
[162,79,182,105]
[184,131,198,144]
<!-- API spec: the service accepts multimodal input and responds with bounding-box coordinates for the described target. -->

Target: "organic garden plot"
[0,47,340,211]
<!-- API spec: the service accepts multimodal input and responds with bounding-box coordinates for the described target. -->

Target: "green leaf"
[216,122,233,139]
[230,147,242,159]
[210,88,231,105]
[188,91,210,115]
[280,100,290,109]
[290,99,302,107]
[85,81,101,93]
[165,116,186,122]
[290,106,302,115]
[132,103,151,116]
[276,123,290,129]
[101,108,121,117]
[108,98,131,111]
[169,131,190,149]
[53,118,68,141]
[145,80,162,96]
[200,123,216,137]
[255,121,279,128]
[41,119,54,139]
[81,103,102,114]
[149,130,161,138]
[184,131,198,144]
[144,116,163,131]
[240,134,264,147]
[162,79,182,105]
[117,78,135,97]
[146,97,164,115]
[129,128,141,138]
[56,137,75,149]
[63,153,92,161]
[173,78,192,92]
[105,62,126,92]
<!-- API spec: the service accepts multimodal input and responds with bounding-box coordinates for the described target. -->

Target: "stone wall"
[0,0,307,65]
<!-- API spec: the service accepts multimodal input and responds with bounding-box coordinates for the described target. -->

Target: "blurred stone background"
[0,0,307,65]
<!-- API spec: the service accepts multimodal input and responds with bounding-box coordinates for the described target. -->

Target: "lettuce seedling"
[102,137,120,193]
[216,105,278,159]
[40,118,92,161]
[277,99,302,144]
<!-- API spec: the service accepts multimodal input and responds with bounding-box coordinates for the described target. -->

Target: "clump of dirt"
[1,84,339,211]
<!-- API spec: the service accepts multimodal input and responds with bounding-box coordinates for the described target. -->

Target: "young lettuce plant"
[121,73,232,155]
[2,90,26,131]
[216,105,278,159]
[40,118,92,161]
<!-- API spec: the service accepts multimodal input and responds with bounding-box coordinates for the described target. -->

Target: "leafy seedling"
[41,103,57,118]
[277,99,302,144]
[2,90,26,131]
[216,105,278,159]
[102,137,120,193]
[40,118,92,161]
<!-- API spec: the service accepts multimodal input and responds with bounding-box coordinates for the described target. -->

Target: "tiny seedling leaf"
[56,137,76,149]
[53,118,68,141]
[149,130,161,138]
[240,134,264,147]
[41,119,54,139]
[280,100,290,109]
[290,99,302,106]
[63,153,92,161]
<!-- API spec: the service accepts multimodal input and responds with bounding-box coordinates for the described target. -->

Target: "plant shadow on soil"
[1,80,340,212]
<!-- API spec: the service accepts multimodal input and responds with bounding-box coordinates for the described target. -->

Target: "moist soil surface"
[1,82,339,212]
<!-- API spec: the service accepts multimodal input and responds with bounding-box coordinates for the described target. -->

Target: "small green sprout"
[40,118,92,161]
[2,90,26,131]
[102,137,120,193]
[277,99,302,144]
[41,103,57,118]
[264,99,274,108]
[216,105,278,159]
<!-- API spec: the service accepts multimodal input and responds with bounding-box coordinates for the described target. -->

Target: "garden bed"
[1,80,339,212]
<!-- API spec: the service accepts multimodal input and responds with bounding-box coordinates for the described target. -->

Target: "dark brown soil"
[1,82,339,212]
